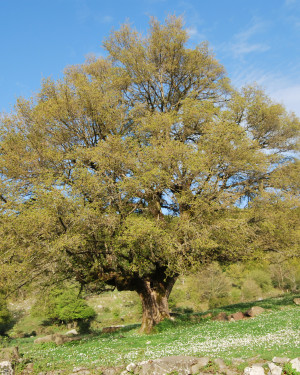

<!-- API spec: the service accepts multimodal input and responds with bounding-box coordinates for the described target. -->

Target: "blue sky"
[1,0,299,115]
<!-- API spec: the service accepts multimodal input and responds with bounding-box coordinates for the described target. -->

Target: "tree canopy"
[0,16,299,332]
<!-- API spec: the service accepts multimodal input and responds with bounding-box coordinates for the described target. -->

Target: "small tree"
[32,287,96,333]
[0,16,299,332]
[270,258,300,292]
[193,263,232,308]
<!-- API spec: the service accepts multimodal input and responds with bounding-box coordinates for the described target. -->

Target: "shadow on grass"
[87,323,142,339]
[210,293,300,314]
[120,323,140,332]
[168,293,300,328]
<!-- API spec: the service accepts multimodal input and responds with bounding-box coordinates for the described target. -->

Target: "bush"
[241,279,262,301]
[225,263,247,288]
[31,286,96,333]
[0,294,12,335]
[248,269,273,293]
[270,258,300,292]
[197,262,232,302]
[208,296,231,309]
[230,288,242,303]
[169,288,186,310]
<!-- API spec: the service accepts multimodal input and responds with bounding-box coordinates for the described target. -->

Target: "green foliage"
[112,308,120,318]
[176,262,233,309]
[249,269,273,293]
[154,318,177,332]
[225,263,248,288]
[270,258,300,292]
[230,288,242,304]
[241,279,262,301]
[283,363,300,375]
[168,288,186,310]
[169,260,299,312]
[208,296,231,309]
[31,286,96,331]
[0,294,12,335]
[0,15,299,332]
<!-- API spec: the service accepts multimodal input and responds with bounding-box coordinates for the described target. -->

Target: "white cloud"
[186,26,206,41]
[271,84,300,115]
[94,15,114,24]
[231,67,300,117]
[186,26,198,37]
[235,21,265,40]
[227,19,270,59]
[232,43,269,57]
[75,0,113,25]
[285,0,296,5]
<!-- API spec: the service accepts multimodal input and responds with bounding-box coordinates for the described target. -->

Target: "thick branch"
[0,194,7,203]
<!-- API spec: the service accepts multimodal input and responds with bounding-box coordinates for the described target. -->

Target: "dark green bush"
[31,286,96,333]
[0,294,12,335]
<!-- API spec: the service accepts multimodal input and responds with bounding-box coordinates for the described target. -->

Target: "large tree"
[0,16,299,332]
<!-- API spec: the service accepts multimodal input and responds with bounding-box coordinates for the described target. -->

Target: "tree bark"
[94,267,178,334]
[138,276,177,333]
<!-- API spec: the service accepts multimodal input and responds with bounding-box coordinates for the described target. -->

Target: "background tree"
[0,16,299,332]
[193,262,232,309]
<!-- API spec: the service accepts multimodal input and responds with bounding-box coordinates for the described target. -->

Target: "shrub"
[270,258,300,292]
[31,286,96,333]
[241,279,262,301]
[225,263,247,288]
[208,296,231,309]
[0,294,12,335]
[197,262,232,302]
[230,288,242,303]
[169,288,186,309]
[248,269,273,293]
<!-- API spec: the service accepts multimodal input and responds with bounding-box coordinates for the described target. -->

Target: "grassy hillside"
[6,259,300,338]
[1,294,299,374]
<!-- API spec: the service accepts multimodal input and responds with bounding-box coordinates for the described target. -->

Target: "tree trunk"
[102,268,178,333]
[138,276,177,333]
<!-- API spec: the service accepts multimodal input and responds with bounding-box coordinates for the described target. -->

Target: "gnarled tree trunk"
[101,268,178,334]
[138,276,177,333]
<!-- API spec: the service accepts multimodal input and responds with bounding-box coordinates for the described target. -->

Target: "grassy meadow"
[2,293,300,374]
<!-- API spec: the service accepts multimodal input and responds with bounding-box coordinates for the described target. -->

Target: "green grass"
[8,290,143,337]
[3,294,299,374]
[210,293,299,313]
